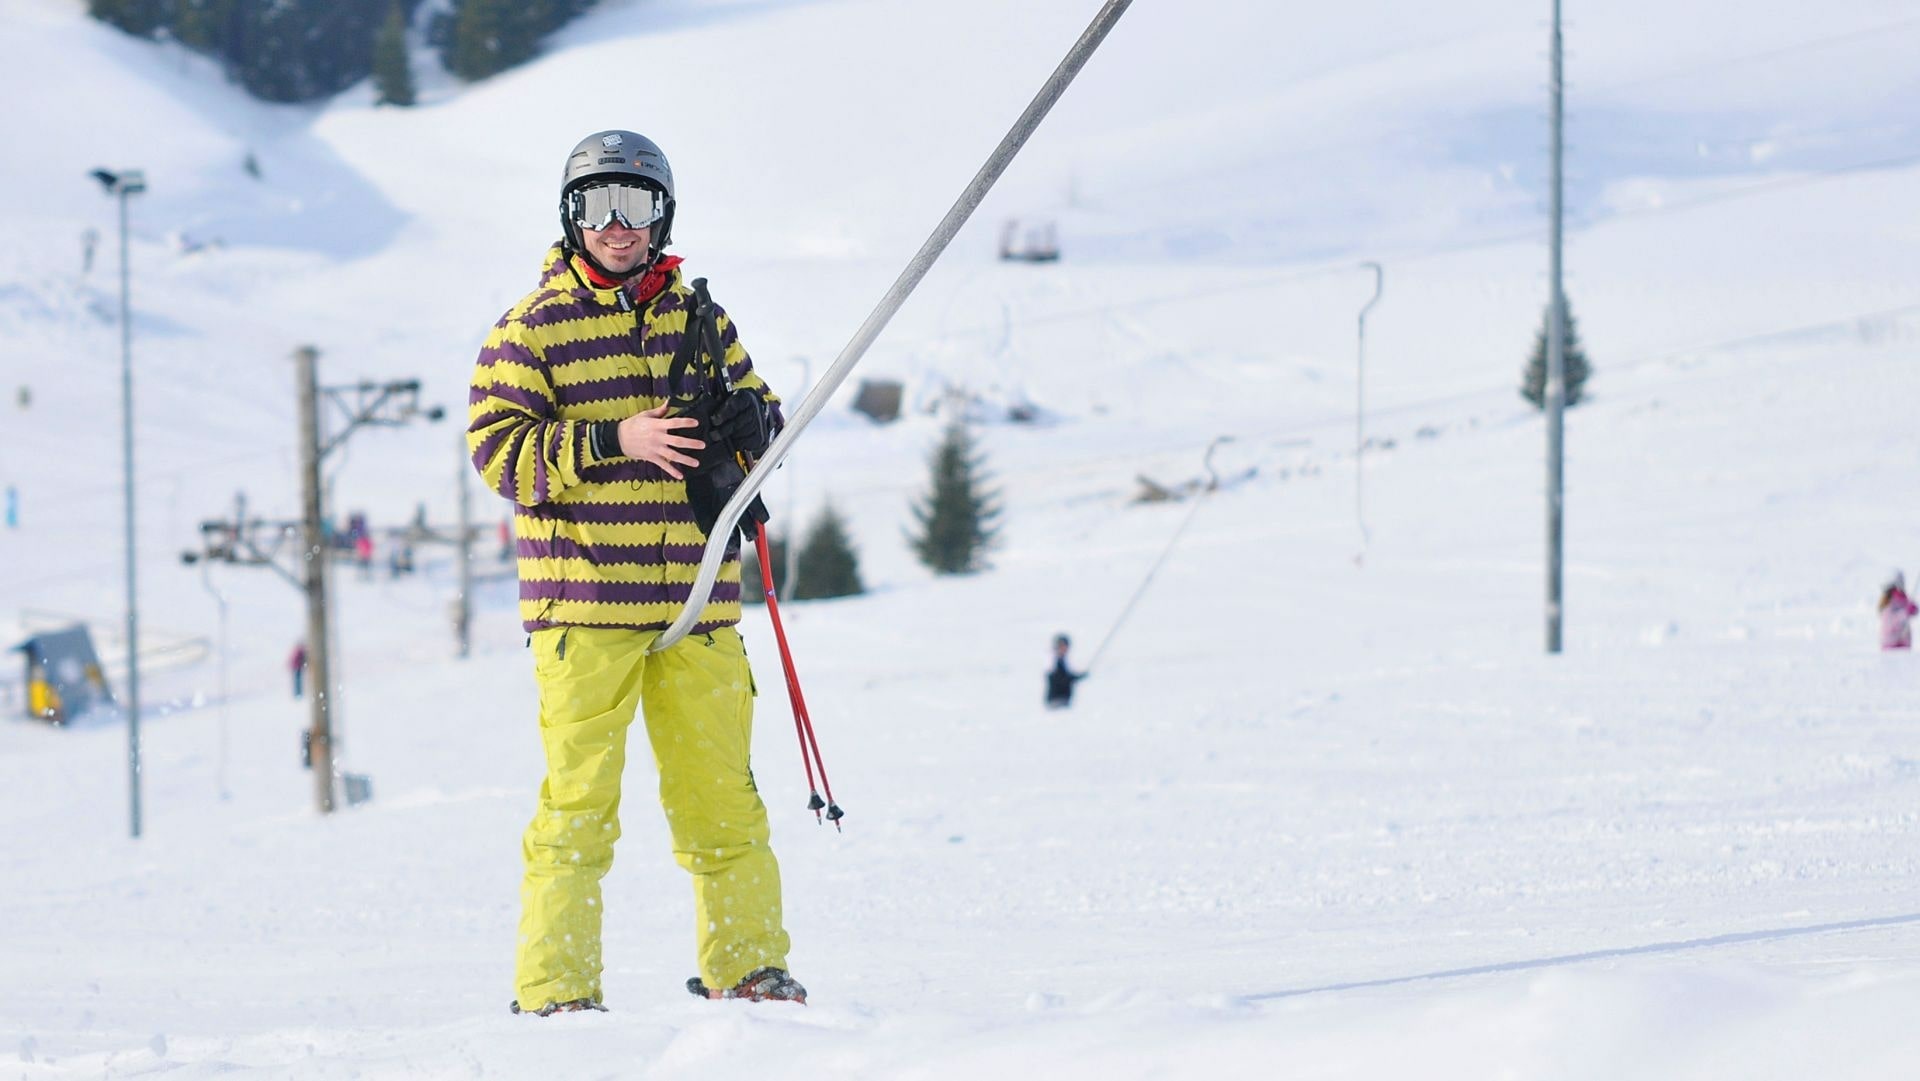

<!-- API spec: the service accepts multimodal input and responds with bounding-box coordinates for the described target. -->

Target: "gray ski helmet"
[559,130,676,272]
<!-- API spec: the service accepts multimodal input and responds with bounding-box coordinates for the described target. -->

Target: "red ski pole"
[753,525,843,829]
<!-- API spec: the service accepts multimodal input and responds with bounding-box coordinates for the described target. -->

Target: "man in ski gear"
[288,641,307,699]
[469,129,803,1015]
[1879,571,1915,651]
[1045,633,1085,708]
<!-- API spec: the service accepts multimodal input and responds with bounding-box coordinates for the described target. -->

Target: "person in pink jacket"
[1879,571,1916,650]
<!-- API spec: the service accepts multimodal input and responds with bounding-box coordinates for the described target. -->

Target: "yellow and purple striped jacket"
[468,244,778,634]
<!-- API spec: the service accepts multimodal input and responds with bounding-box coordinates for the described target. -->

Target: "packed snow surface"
[4,0,1920,1076]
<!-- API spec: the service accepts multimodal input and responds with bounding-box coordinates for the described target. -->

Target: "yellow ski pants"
[514,624,791,1010]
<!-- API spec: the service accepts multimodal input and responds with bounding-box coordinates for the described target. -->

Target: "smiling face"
[581,219,652,275]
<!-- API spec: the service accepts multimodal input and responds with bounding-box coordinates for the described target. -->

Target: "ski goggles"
[567,181,666,232]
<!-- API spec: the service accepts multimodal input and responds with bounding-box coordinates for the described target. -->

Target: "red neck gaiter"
[577,253,684,307]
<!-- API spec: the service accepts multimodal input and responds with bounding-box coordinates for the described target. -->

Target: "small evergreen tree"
[738,530,790,605]
[793,505,864,601]
[173,0,242,55]
[445,0,506,80]
[88,0,168,38]
[442,0,594,81]
[372,1,415,106]
[1521,298,1592,410]
[88,0,443,105]
[219,0,387,103]
[909,418,1002,575]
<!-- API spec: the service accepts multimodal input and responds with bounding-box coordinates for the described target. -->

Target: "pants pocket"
[701,627,757,697]
[530,626,570,679]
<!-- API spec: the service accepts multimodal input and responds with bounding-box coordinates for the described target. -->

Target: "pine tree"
[909,418,1002,575]
[1521,298,1593,410]
[445,0,505,80]
[173,0,242,55]
[88,0,168,38]
[738,531,790,604]
[372,1,415,106]
[221,0,388,103]
[793,505,864,601]
[442,0,595,81]
[87,0,448,104]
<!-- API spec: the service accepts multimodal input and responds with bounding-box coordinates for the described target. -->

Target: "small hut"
[998,218,1061,263]
[11,625,112,724]
[852,379,904,423]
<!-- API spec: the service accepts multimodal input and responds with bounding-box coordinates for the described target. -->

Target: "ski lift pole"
[1085,435,1232,673]
[196,557,231,802]
[652,0,1138,653]
[1201,436,1231,492]
[1355,261,1383,561]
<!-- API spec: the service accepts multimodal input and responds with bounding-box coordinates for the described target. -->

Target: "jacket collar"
[538,243,685,308]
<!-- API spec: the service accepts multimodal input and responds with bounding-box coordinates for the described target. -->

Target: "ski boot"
[686,967,807,1004]
[509,998,607,1016]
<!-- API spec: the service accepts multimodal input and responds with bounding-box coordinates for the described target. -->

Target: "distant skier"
[469,129,800,1016]
[354,532,374,579]
[1046,633,1086,708]
[1880,572,1916,651]
[288,641,308,699]
[4,484,16,529]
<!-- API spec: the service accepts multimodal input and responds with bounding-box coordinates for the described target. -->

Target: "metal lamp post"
[91,167,147,839]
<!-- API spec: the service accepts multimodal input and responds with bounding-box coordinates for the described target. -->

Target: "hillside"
[4,0,1920,1077]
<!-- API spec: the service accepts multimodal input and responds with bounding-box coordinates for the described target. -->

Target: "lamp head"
[89,168,146,195]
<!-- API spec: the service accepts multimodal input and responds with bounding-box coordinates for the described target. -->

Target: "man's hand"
[675,390,780,476]
[616,403,704,480]
[710,389,777,457]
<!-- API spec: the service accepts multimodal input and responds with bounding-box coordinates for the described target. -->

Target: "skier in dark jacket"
[1045,633,1085,708]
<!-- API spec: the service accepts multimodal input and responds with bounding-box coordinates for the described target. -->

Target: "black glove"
[678,389,778,477]
[710,388,778,457]
[686,459,771,549]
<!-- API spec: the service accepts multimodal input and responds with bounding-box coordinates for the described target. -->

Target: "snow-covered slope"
[4,0,1920,1076]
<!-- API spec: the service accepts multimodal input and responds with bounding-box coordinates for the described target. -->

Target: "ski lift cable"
[652,0,1139,653]
[1084,435,1232,673]
[903,145,1920,354]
